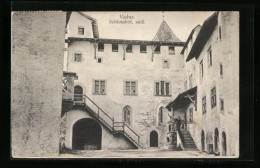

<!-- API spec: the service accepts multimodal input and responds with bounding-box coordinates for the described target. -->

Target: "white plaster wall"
[64,109,136,150]
[67,40,184,148]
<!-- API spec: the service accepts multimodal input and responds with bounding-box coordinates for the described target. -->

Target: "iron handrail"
[83,94,113,121]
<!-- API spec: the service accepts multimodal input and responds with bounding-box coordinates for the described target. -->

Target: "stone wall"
[66,39,185,148]
[11,11,66,157]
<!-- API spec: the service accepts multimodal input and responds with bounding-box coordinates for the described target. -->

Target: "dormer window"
[112,44,118,52]
[154,46,160,54]
[169,46,175,55]
[78,27,84,35]
[98,43,104,52]
[140,45,147,53]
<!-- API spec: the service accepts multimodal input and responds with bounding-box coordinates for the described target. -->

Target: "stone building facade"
[166,12,239,157]
[63,12,185,149]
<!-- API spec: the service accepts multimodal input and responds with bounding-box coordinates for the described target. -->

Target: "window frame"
[112,43,118,52]
[211,87,217,108]
[189,107,193,123]
[208,46,213,67]
[158,106,164,125]
[123,80,138,96]
[154,45,161,54]
[98,42,104,52]
[140,45,147,53]
[126,45,133,53]
[74,53,83,63]
[169,46,175,55]
[154,80,171,96]
[92,79,107,95]
[202,96,207,114]
[78,26,84,35]
[97,57,103,64]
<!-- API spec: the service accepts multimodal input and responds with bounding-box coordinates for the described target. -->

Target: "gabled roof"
[153,20,182,43]
[180,24,201,54]
[186,12,218,62]
[77,12,99,38]
[165,86,197,111]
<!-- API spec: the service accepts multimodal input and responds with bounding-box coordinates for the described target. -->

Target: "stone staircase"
[179,130,198,151]
[73,94,140,149]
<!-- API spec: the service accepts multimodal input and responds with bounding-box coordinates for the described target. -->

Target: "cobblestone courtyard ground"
[59,149,223,158]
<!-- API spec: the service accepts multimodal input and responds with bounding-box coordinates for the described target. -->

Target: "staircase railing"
[81,94,139,145]
[114,122,140,144]
[83,94,114,130]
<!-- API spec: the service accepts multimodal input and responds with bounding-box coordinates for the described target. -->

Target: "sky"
[84,11,215,42]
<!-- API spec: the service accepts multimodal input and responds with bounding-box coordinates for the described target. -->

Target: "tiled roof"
[165,86,197,111]
[77,12,99,38]
[180,25,201,54]
[186,12,218,62]
[153,20,182,43]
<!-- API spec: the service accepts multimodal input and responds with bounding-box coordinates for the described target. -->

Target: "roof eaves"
[186,12,218,62]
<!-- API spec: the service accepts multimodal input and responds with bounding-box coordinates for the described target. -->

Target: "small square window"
[78,27,84,35]
[98,43,104,51]
[74,54,82,62]
[126,45,132,53]
[140,45,147,53]
[97,57,103,63]
[163,59,170,68]
[169,46,175,55]
[112,44,118,52]
[155,46,160,54]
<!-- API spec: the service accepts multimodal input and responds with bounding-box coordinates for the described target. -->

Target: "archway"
[201,130,205,152]
[222,131,227,156]
[150,130,158,147]
[74,85,83,101]
[214,128,219,154]
[72,118,102,150]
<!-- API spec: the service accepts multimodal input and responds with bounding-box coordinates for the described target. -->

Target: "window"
[140,45,147,53]
[200,60,204,78]
[126,45,132,53]
[211,87,217,108]
[78,27,84,35]
[208,46,212,67]
[202,96,207,114]
[98,43,104,51]
[155,81,171,96]
[189,75,193,88]
[93,80,106,94]
[169,46,175,55]
[220,98,224,111]
[158,106,164,125]
[123,106,131,125]
[124,81,137,95]
[189,107,193,123]
[112,44,118,52]
[97,57,103,63]
[219,26,222,40]
[155,46,160,54]
[220,63,223,76]
[74,53,82,62]
[163,59,170,68]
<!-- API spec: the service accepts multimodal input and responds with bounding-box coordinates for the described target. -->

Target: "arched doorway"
[222,131,227,156]
[214,128,219,154]
[123,105,131,125]
[74,85,83,101]
[201,130,205,152]
[150,131,158,147]
[72,118,102,150]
